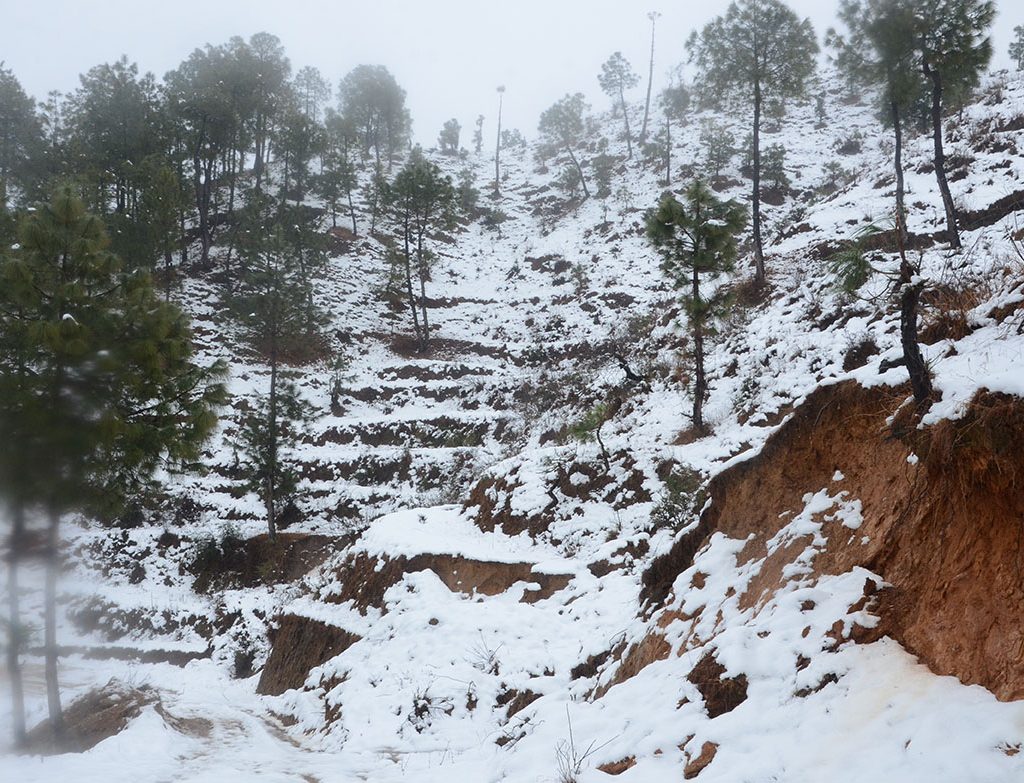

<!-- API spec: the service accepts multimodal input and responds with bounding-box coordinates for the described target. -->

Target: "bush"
[650,465,706,529]
[762,143,790,192]
[592,153,616,198]
[555,164,583,198]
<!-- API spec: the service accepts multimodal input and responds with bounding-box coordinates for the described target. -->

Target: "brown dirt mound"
[640,381,1024,701]
[323,551,571,613]
[257,615,361,696]
[687,651,749,718]
[684,741,719,779]
[25,679,158,754]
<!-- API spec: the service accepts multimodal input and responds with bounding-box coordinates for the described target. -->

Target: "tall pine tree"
[0,186,224,740]
[688,0,817,286]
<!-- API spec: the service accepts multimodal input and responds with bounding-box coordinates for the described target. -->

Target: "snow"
[5,68,1024,781]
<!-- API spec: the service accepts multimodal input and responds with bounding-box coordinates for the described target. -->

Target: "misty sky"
[3,0,1023,147]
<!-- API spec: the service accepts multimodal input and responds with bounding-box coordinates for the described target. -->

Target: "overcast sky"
[3,0,1023,147]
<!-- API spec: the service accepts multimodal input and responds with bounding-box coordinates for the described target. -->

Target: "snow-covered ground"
[4,69,1024,781]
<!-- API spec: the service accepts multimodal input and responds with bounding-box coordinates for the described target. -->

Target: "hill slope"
[5,70,1024,781]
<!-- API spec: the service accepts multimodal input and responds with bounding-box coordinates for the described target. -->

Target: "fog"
[2,0,1023,146]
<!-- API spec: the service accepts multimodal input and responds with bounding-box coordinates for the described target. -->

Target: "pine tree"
[383,148,457,353]
[140,161,187,296]
[538,93,591,199]
[1011,26,1024,70]
[473,115,484,154]
[655,80,690,187]
[0,186,224,740]
[230,195,324,539]
[164,44,241,267]
[0,64,43,209]
[762,143,790,193]
[700,119,736,180]
[438,118,461,155]
[244,32,292,190]
[645,182,747,433]
[276,101,321,202]
[598,52,639,159]
[67,56,162,222]
[688,0,818,286]
[914,0,995,249]
[293,65,331,122]
[337,65,411,170]
[319,110,360,234]
[827,0,934,405]
[494,86,505,193]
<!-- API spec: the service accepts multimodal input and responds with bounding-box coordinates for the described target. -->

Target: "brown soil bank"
[323,551,571,612]
[643,381,1024,700]
[258,615,361,696]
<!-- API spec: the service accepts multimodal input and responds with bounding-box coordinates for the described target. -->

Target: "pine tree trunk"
[266,345,278,542]
[44,506,63,738]
[752,79,765,286]
[665,116,672,187]
[254,113,266,191]
[495,92,504,194]
[620,87,633,159]
[692,266,706,434]
[900,272,933,406]
[402,215,422,344]
[891,101,908,248]
[566,145,590,199]
[5,501,26,746]
[164,249,174,301]
[417,228,430,353]
[640,16,656,144]
[925,67,961,249]
[348,187,358,236]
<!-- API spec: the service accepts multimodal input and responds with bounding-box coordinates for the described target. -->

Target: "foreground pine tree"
[645,182,747,434]
[0,186,225,743]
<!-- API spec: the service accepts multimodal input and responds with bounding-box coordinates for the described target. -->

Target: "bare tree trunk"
[923,65,961,249]
[895,192,933,407]
[44,506,63,739]
[494,89,504,194]
[619,86,633,159]
[899,271,933,405]
[640,12,659,144]
[752,78,765,286]
[5,501,26,746]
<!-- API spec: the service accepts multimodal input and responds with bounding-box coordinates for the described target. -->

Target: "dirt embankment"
[323,551,571,612]
[642,381,1024,701]
[257,615,361,696]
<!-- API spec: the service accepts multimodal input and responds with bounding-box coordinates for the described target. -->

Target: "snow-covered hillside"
[5,69,1024,782]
